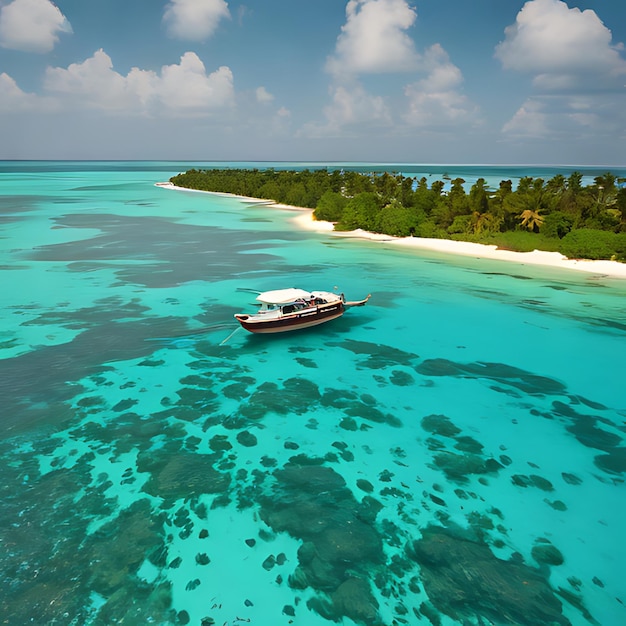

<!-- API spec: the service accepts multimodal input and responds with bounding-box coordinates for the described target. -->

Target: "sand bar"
[157,182,626,279]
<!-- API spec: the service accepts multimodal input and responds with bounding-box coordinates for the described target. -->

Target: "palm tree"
[471,211,502,234]
[593,172,618,208]
[546,174,566,195]
[519,209,544,232]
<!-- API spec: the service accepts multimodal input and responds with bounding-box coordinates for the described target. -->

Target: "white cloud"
[270,106,291,136]
[329,84,390,126]
[158,53,234,112]
[326,0,419,75]
[0,0,72,53]
[502,99,549,137]
[502,95,626,138]
[301,82,391,138]
[495,0,626,90]
[497,0,626,141]
[317,1,479,136]
[163,0,230,41]
[42,49,235,116]
[404,44,480,128]
[255,86,274,104]
[0,72,41,111]
[44,49,140,110]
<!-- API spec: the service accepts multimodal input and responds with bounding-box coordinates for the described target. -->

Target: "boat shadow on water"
[233,309,376,347]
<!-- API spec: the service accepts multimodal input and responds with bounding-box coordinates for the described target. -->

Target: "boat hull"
[235,302,344,334]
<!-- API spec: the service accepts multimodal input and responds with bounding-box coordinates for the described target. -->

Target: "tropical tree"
[506,177,552,232]
[593,172,618,208]
[615,184,626,230]
[376,200,416,237]
[559,229,622,260]
[449,178,469,217]
[542,211,574,238]
[285,182,308,207]
[448,214,472,235]
[471,211,502,235]
[258,181,282,202]
[327,169,344,192]
[343,171,374,197]
[314,190,347,222]
[567,172,583,193]
[337,192,381,231]
[490,179,514,230]
[468,178,490,214]
[412,181,438,216]
[430,180,445,196]
[432,195,455,229]
[375,172,400,205]
[546,174,567,195]
[399,176,416,207]
[519,209,544,232]
[557,171,584,218]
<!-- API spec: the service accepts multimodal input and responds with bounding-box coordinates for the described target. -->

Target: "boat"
[234,288,370,334]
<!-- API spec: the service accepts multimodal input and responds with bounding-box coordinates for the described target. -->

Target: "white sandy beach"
[157,182,626,279]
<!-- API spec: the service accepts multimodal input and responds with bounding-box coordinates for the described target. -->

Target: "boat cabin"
[255,288,336,316]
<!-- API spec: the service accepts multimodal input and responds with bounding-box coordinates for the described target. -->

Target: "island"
[167,167,626,273]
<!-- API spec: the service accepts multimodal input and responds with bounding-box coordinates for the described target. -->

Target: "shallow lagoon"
[1,162,625,625]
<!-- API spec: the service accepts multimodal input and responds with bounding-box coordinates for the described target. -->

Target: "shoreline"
[156,182,626,279]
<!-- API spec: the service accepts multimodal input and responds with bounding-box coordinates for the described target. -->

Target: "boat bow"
[343,294,371,307]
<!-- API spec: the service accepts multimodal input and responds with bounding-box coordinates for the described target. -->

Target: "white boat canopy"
[256,288,312,305]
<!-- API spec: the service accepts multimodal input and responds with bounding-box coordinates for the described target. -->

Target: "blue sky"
[0,0,625,164]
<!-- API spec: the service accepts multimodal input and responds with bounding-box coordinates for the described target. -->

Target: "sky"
[0,0,625,164]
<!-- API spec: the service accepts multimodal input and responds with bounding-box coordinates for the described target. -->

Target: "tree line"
[170,168,626,261]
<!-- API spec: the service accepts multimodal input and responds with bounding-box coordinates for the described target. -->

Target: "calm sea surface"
[1,161,625,626]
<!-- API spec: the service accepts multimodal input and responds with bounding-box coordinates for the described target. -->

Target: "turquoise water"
[1,162,625,626]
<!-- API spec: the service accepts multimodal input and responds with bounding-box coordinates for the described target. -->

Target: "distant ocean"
[1,161,625,626]
[3,159,625,189]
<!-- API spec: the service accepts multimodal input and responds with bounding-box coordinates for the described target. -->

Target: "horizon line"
[1,159,625,169]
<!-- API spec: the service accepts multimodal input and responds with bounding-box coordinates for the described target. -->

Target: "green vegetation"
[170,168,626,262]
